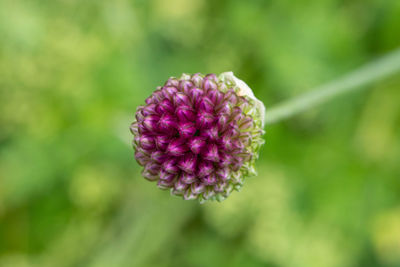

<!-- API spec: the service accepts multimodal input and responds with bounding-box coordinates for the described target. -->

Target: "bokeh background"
[1,0,400,266]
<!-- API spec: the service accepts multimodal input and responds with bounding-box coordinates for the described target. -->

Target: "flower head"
[130,72,265,202]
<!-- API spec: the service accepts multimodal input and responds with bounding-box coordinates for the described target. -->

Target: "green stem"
[265,48,400,125]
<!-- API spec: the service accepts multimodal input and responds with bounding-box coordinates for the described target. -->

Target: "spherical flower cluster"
[130,72,265,202]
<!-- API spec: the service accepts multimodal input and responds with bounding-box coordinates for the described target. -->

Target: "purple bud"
[197,160,214,177]
[158,114,178,132]
[157,179,174,189]
[162,86,178,100]
[179,80,194,93]
[198,97,214,113]
[143,115,160,132]
[156,99,175,114]
[160,169,176,182]
[196,112,214,129]
[166,138,189,156]
[142,169,158,181]
[134,149,150,166]
[219,134,235,151]
[135,107,145,122]
[200,125,219,141]
[174,179,188,191]
[189,87,204,102]
[202,143,220,162]
[202,173,217,185]
[180,172,197,184]
[217,114,230,131]
[155,135,170,151]
[207,89,223,103]
[144,162,161,175]
[178,122,197,139]
[188,137,206,154]
[191,73,203,87]
[224,90,238,106]
[191,182,205,194]
[164,78,179,87]
[216,101,232,114]
[162,158,180,174]
[174,92,190,106]
[139,135,156,150]
[183,189,197,200]
[150,151,167,163]
[216,167,229,181]
[231,157,243,172]
[130,121,138,135]
[205,73,217,81]
[222,124,240,138]
[178,154,197,174]
[141,104,157,116]
[219,153,233,167]
[203,78,217,91]
[230,107,243,122]
[176,105,196,122]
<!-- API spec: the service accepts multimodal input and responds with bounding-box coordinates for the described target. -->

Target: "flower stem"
[265,48,400,125]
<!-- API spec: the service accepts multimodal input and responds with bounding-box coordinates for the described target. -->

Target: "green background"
[1,0,400,266]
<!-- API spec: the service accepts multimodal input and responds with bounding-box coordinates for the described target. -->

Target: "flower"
[130,72,265,203]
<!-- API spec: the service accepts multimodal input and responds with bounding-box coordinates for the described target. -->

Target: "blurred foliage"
[0,0,400,266]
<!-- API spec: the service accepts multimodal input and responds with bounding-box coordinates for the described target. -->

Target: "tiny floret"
[130,72,265,202]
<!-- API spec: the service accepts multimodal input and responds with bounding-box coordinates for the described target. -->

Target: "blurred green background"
[1,0,400,266]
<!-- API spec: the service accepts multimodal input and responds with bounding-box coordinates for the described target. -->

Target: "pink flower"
[130,72,264,202]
